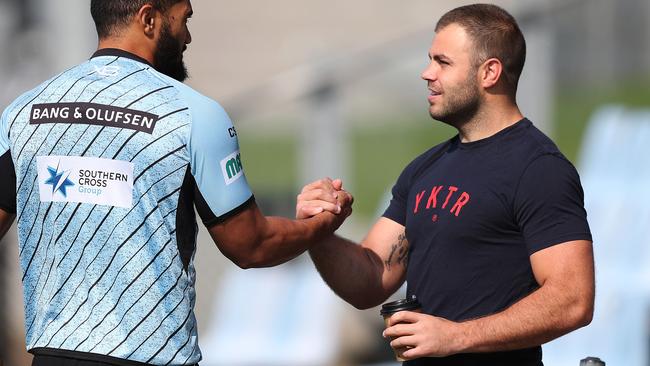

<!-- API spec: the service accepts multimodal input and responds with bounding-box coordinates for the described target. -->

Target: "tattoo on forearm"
[385,233,409,271]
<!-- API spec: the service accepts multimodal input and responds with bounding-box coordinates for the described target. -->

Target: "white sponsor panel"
[220,150,244,185]
[37,155,134,208]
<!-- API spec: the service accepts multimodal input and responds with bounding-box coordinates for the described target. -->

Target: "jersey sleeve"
[514,154,592,254]
[0,108,17,214]
[187,98,253,227]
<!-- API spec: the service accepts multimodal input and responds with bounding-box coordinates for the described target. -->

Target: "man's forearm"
[455,280,593,353]
[309,235,388,309]
[245,214,334,268]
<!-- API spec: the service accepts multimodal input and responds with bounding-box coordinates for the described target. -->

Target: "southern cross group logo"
[44,161,75,197]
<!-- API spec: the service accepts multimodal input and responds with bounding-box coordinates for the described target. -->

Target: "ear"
[137,4,158,38]
[479,58,503,89]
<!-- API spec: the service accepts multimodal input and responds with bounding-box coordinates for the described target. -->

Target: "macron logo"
[220,151,243,185]
[94,65,120,77]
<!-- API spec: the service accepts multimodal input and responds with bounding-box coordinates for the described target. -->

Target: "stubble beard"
[429,72,481,128]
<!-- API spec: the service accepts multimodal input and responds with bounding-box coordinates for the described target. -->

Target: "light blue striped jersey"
[0,48,253,365]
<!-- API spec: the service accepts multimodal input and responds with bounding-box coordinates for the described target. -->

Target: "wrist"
[453,320,475,354]
[303,213,336,244]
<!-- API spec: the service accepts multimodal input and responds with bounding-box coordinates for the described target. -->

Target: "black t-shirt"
[383,119,592,366]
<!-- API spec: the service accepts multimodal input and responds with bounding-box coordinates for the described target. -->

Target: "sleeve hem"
[382,212,406,226]
[203,195,255,228]
[527,232,593,255]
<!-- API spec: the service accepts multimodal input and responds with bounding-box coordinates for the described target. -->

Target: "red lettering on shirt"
[413,185,471,218]
[414,190,426,213]
[450,192,470,217]
[442,186,458,209]
[426,185,444,209]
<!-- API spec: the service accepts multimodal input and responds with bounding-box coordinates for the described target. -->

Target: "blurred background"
[1,0,650,365]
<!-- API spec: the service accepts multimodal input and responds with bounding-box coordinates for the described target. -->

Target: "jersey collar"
[91,48,153,67]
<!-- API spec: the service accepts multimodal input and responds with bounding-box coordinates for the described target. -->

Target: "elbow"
[230,245,280,269]
[231,253,267,269]
[351,300,375,311]
[348,293,387,311]
[568,296,594,330]
[226,248,265,269]
[233,259,255,270]
[575,302,594,329]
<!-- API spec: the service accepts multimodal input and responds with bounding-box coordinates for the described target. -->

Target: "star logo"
[44,161,74,197]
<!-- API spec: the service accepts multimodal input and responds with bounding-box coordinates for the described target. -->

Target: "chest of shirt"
[403,152,522,248]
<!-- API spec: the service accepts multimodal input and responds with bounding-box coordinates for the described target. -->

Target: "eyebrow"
[430,54,452,64]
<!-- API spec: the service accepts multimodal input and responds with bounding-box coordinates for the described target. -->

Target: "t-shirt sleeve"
[0,108,16,214]
[382,163,414,226]
[187,99,253,227]
[514,154,592,254]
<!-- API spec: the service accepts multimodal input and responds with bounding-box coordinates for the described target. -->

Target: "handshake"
[295,177,354,233]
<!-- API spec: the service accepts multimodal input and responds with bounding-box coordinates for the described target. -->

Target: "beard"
[153,22,188,82]
[429,72,481,128]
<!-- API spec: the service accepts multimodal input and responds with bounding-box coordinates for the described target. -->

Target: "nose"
[421,61,437,81]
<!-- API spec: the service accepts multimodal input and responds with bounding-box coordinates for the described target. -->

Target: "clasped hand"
[383,310,465,360]
[295,178,353,219]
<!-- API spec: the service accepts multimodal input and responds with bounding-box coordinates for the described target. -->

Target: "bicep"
[207,201,264,261]
[361,217,409,293]
[530,240,594,294]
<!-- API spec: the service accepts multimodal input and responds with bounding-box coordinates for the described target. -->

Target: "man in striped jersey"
[0,1,351,365]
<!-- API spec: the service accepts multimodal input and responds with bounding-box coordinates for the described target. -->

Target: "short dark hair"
[436,4,526,94]
[91,0,183,39]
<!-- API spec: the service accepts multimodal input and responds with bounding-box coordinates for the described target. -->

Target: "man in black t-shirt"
[296,4,594,366]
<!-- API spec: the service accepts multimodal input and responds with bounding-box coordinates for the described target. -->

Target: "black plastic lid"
[580,357,605,366]
[380,295,421,316]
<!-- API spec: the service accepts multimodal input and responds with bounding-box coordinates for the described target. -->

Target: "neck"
[456,101,524,143]
[97,37,155,66]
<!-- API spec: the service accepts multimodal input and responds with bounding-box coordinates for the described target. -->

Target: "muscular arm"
[295,178,409,309]
[386,239,595,358]
[208,200,350,269]
[309,217,408,309]
[458,239,594,351]
[0,208,15,240]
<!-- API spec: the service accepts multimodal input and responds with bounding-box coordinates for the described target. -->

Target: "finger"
[296,205,323,219]
[332,178,343,190]
[383,323,415,338]
[401,346,424,360]
[389,335,418,349]
[341,206,353,219]
[301,200,341,214]
[298,189,338,203]
[301,178,334,194]
[388,311,422,326]
[337,190,354,206]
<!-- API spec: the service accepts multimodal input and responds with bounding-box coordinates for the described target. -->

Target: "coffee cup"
[380,295,422,362]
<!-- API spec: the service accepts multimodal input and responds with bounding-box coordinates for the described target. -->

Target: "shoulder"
[494,119,573,177]
[394,137,454,187]
[514,119,565,159]
[2,76,59,121]
[149,71,230,124]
